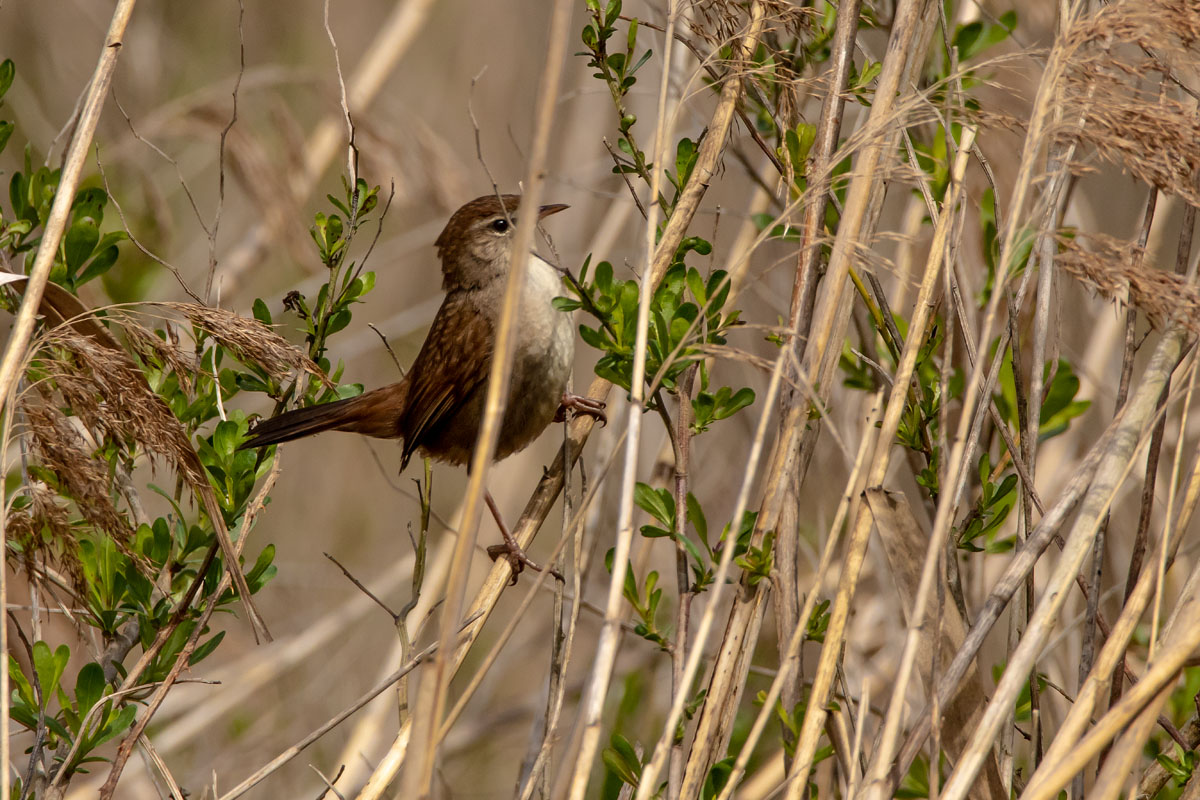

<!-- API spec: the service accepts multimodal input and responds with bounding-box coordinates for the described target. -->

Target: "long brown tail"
[241,383,407,449]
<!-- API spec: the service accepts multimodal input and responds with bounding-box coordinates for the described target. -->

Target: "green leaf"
[594,260,614,295]
[684,268,707,308]
[8,655,35,711]
[0,59,14,101]
[1039,360,1090,438]
[579,324,609,352]
[359,270,376,296]
[604,0,621,27]
[581,23,598,49]
[854,60,882,88]
[675,137,697,189]
[189,631,226,666]
[212,419,241,461]
[90,702,135,749]
[953,21,984,60]
[245,544,277,593]
[713,387,755,420]
[72,187,107,221]
[326,308,352,336]
[251,298,273,325]
[633,482,673,527]
[706,271,730,313]
[0,121,13,157]
[74,663,106,721]
[76,244,119,286]
[702,757,734,800]
[629,48,652,77]
[686,493,708,548]
[63,218,99,274]
[32,642,70,703]
[603,733,642,786]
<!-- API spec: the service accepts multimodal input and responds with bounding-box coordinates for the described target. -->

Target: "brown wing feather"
[399,292,492,466]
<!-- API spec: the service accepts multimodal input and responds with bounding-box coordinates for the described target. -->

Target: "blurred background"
[2,0,1195,797]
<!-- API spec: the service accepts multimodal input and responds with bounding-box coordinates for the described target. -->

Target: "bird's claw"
[487,542,564,585]
[555,392,607,426]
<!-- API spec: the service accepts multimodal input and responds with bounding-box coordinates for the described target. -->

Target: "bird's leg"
[484,490,564,585]
[554,391,607,425]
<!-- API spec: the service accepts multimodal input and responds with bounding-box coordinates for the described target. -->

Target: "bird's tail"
[240,384,406,449]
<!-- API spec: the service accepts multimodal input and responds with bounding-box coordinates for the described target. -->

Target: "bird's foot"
[487,539,564,585]
[554,392,607,425]
[484,488,564,585]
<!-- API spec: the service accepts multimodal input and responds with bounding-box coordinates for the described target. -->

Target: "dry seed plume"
[21,315,274,641]
[22,402,135,547]
[5,480,73,561]
[159,302,330,386]
[1056,0,1200,208]
[1056,231,1200,333]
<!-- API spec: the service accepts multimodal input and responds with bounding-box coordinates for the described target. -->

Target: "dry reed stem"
[799,0,936,392]
[785,114,975,798]
[0,375,16,800]
[1026,359,1200,797]
[865,488,1004,796]
[770,0,862,775]
[436,440,621,744]
[1091,680,1176,800]
[1135,432,1200,798]
[835,122,976,798]
[711,393,883,800]
[355,378,610,799]
[572,2,685,795]
[516,485,588,800]
[635,234,787,800]
[1152,349,1199,657]
[1020,541,1200,800]
[402,5,570,789]
[940,327,1187,800]
[889,406,1124,787]
[385,6,573,796]
[679,578,769,792]
[150,548,420,754]
[135,736,184,800]
[880,2,1087,789]
[786,0,864,338]
[1019,356,1197,793]
[221,639,442,799]
[0,9,136,790]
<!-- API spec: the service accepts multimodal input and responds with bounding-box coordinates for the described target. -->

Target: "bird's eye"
[491,218,509,233]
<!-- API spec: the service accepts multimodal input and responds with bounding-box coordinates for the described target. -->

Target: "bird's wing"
[399,291,493,466]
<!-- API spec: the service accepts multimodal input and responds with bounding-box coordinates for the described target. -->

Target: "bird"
[241,194,604,579]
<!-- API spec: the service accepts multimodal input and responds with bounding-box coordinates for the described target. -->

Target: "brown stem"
[668,365,697,800]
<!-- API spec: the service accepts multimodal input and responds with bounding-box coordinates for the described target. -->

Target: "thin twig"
[324,552,400,622]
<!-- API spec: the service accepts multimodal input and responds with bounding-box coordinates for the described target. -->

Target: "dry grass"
[4,0,1200,798]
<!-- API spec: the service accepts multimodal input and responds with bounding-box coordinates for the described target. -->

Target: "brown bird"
[242,194,604,577]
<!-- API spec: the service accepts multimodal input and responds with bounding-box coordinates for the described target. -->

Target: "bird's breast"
[517,255,575,370]
[494,255,574,459]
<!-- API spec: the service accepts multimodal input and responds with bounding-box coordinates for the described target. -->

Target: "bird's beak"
[538,203,569,220]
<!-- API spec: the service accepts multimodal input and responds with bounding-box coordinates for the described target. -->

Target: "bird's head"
[434,194,568,290]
